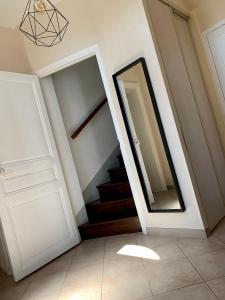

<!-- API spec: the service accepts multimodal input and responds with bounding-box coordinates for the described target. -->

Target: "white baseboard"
[146,227,208,239]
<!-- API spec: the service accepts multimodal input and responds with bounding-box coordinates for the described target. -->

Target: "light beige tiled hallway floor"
[2,220,225,299]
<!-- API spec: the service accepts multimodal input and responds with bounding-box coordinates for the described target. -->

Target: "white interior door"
[118,80,155,204]
[0,71,80,281]
[173,14,225,202]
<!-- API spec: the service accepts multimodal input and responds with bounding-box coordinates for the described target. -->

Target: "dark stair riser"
[86,198,137,222]
[97,181,132,201]
[108,167,128,183]
[79,217,141,239]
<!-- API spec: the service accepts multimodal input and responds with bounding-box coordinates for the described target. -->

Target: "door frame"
[36,44,147,234]
[201,16,225,117]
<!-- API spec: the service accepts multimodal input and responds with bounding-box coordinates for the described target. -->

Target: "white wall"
[0,27,30,73]
[24,0,205,232]
[52,57,119,200]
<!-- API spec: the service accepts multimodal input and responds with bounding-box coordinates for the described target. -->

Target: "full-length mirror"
[113,58,185,212]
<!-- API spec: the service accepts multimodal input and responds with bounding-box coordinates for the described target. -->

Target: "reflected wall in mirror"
[113,58,185,212]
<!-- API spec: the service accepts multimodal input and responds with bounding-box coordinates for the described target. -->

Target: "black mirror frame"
[113,57,185,213]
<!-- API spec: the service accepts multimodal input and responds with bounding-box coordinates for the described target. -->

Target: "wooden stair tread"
[97,181,132,202]
[108,166,128,183]
[97,181,129,188]
[86,198,137,222]
[86,197,133,207]
[108,166,125,172]
[79,216,141,239]
[79,216,138,227]
[108,166,128,184]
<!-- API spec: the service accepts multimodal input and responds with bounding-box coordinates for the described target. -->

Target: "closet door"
[173,14,225,201]
[147,0,225,230]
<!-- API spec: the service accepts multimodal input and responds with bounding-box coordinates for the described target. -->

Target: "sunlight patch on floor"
[117,244,160,260]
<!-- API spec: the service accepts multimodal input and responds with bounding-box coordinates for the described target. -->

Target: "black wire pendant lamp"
[19,0,69,47]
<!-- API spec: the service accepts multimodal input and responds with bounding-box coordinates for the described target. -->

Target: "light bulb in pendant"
[34,0,46,13]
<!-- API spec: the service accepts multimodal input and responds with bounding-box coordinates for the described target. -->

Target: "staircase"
[79,154,141,239]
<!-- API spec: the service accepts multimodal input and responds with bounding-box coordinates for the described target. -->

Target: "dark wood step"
[79,217,141,239]
[86,198,137,222]
[117,154,124,167]
[97,181,132,201]
[108,166,128,183]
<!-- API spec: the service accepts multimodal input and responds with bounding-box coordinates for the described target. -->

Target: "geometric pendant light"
[19,0,69,47]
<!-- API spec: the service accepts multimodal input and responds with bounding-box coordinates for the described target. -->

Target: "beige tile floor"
[2,220,225,299]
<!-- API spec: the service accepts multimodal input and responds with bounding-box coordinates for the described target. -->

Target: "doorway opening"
[42,56,142,239]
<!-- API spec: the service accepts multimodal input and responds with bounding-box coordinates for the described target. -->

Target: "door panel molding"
[2,166,57,194]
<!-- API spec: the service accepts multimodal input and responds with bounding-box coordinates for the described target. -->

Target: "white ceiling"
[0,0,61,29]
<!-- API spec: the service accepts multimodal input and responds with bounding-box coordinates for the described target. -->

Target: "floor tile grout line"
[138,238,203,297]
[206,274,225,282]
[205,281,220,300]
[0,275,8,289]
[151,282,211,298]
[211,233,225,243]
[137,235,203,297]
[175,241,220,300]
[174,236,225,257]
[140,260,155,298]
[101,232,225,299]
[175,240,206,281]
[100,238,106,300]
[214,233,225,245]
[54,252,76,300]
[20,274,36,300]
[103,234,154,299]
[205,274,225,300]
[138,235,154,298]
[5,233,225,300]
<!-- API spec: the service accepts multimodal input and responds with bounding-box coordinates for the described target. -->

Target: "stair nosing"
[108,166,126,172]
[86,197,134,207]
[79,216,139,228]
[97,181,130,188]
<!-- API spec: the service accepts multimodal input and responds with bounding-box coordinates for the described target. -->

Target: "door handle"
[134,138,140,145]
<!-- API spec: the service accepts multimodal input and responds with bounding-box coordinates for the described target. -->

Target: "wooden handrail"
[71,98,108,139]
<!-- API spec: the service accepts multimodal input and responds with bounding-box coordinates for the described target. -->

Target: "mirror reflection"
[113,59,185,212]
